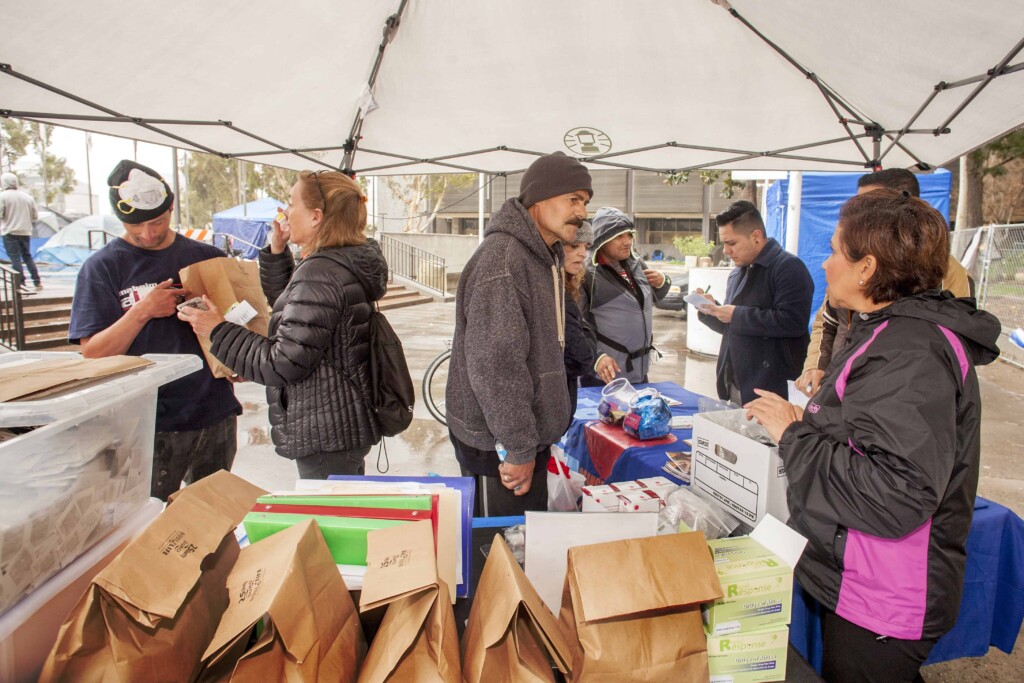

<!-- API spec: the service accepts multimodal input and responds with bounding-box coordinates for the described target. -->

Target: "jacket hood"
[1,173,18,190]
[590,207,636,258]
[323,239,389,302]
[485,198,561,266]
[880,291,1001,366]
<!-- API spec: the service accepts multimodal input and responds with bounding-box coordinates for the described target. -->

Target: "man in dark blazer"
[693,201,814,405]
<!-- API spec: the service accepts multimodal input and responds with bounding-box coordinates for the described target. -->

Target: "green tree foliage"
[661,169,745,199]
[383,174,477,233]
[181,153,296,229]
[0,120,76,205]
[0,119,32,171]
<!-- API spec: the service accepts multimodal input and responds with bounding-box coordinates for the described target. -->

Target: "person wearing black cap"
[446,151,592,515]
[68,160,241,501]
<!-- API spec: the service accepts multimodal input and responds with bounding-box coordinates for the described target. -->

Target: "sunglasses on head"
[309,170,328,209]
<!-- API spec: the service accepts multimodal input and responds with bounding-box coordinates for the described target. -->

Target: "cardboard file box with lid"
[0,352,200,614]
[691,409,789,526]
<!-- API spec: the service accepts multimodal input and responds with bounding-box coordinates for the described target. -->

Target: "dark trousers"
[151,415,238,501]
[2,234,40,287]
[821,609,937,683]
[449,431,549,517]
[295,446,371,479]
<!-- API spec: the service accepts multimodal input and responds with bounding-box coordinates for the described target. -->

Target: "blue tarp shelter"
[33,214,124,268]
[212,197,283,260]
[764,169,952,321]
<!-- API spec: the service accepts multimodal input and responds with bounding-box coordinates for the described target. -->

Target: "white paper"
[684,292,715,309]
[224,299,258,326]
[525,511,659,613]
[750,514,808,571]
[787,380,811,408]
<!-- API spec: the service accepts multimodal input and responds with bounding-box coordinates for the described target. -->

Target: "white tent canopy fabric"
[2,1,1022,176]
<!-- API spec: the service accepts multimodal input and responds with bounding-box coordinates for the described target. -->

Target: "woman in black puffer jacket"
[179,170,386,478]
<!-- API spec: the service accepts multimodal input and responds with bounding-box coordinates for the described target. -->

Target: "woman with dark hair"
[745,189,1000,682]
[179,170,386,478]
[562,220,597,424]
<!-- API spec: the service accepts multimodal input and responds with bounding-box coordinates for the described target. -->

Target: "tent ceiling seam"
[341,0,410,174]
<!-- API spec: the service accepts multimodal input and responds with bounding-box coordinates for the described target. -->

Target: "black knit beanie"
[518,152,593,208]
[108,160,174,224]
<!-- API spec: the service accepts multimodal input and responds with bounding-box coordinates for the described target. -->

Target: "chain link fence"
[953,224,1024,368]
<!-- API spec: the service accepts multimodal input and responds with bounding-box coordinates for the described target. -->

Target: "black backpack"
[363,304,415,437]
[315,250,415,438]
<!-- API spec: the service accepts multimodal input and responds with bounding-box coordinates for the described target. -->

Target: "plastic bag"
[547,445,585,511]
[657,486,741,539]
[622,388,672,440]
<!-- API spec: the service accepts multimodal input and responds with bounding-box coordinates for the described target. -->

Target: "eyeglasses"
[310,170,328,209]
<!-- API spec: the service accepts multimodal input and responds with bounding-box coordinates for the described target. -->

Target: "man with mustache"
[446,152,592,515]
[580,207,672,385]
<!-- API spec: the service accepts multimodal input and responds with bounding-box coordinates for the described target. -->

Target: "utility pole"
[85,133,94,214]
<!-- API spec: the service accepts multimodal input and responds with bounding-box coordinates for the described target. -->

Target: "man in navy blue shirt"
[693,200,814,405]
[69,160,241,500]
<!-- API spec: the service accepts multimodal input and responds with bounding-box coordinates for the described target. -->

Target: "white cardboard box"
[581,485,619,512]
[617,489,664,513]
[692,410,789,526]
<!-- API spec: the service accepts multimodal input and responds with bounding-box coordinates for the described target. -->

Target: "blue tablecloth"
[563,382,1024,667]
[562,381,703,485]
[791,496,1024,668]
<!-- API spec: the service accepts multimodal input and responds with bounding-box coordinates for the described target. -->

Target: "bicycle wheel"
[423,348,451,426]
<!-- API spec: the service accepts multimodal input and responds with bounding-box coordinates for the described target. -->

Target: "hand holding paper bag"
[179,257,270,379]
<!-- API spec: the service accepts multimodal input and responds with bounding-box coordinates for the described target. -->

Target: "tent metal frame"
[1,2,1022,177]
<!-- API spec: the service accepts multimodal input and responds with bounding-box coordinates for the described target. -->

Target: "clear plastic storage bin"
[0,498,163,683]
[0,352,200,614]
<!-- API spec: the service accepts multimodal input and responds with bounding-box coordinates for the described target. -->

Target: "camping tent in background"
[212,197,283,260]
[35,214,124,267]
[764,169,952,319]
[0,209,69,262]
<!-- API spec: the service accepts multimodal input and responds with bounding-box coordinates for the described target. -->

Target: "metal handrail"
[0,263,26,350]
[379,234,448,296]
[212,232,263,258]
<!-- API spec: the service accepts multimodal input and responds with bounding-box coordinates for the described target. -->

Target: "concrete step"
[24,320,71,336]
[22,304,72,323]
[379,293,432,311]
[21,295,74,309]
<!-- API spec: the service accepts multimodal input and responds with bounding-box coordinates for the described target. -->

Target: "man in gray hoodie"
[446,152,592,515]
[0,173,42,291]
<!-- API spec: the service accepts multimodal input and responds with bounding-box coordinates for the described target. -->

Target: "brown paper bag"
[198,519,366,682]
[461,534,572,683]
[557,532,723,682]
[179,256,271,378]
[357,521,461,683]
[39,471,267,683]
[0,355,153,402]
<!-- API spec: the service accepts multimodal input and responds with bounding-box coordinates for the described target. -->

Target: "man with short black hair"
[796,169,971,396]
[446,152,591,515]
[68,160,241,501]
[694,200,814,404]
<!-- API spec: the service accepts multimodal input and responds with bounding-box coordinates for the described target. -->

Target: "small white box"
[692,410,789,526]
[581,485,619,512]
[636,476,677,499]
[617,489,664,513]
[608,480,644,494]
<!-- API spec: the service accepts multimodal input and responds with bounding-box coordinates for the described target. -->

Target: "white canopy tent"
[2,0,1022,177]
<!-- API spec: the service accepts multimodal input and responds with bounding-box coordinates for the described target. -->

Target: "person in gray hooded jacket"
[446,152,592,516]
[580,207,671,385]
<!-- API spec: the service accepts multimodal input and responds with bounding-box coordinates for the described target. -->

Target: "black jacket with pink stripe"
[780,291,1000,640]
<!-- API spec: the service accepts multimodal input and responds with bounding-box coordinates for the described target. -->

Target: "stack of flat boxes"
[579,476,677,512]
[702,536,793,683]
